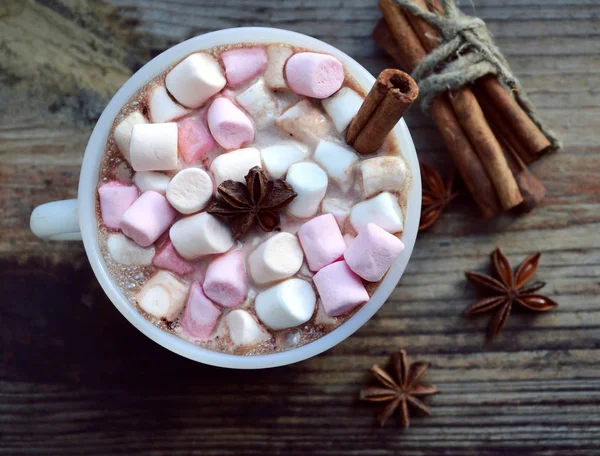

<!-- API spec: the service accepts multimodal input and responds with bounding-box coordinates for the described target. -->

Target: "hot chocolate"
[96,42,411,356]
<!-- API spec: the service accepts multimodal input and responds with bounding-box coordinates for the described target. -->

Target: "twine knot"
[394,0,560,149]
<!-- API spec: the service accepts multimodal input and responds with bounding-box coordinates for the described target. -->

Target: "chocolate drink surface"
[96,43,412,356]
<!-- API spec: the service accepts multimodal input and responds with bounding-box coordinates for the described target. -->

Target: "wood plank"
[1,0,599,454]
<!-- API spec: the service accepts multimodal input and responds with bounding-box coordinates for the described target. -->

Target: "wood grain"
[1,0,599,454]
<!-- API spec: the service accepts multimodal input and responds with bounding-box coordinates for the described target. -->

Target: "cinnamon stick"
[474,84,546,211]
[430,95,502,218]
[478,76,551,162]
[346,69,419,154]
[426,0,552,161]
[372,19,409,71]
[401,0,523,210]
[377,0,502,217]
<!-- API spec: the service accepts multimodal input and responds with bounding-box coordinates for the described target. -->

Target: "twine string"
[394,0,561,148]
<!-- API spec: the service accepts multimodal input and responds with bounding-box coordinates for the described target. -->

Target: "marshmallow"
[276,100,330,147]
[120,191,176,247]
[107,233,155,265]
[321,197,352,226]
[210,147,261,185]
[181,282,221,341]
[298,213,346,272]
[221,47,268,87]
[285,52,344,99]
[235,78,277,128]
[359,156,407,197]
[225,309,271,347]
[98,181,138,229]
[129,123,178,172]
[255,278,316,330]
[114,111,147,162]
[322,87,364,133]
[313,261,369,317]
[165,53,226,108]
[344,223,405,282]
[133,171,170,195]
[286,162,328,218]
[207,98,254,150]
[261,141,308,179]
[203,250,247,307]
[136,271,188,321]
[314,140,358,192]
[170,212,233,260]
[147,85,191,123]
[166,168,213,214]
[350,192,404,235]
[178,117,216,164]
[265,44,293,89]
[248,232,304,285]
[152,240,194,275]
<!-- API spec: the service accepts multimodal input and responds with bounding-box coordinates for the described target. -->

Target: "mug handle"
[30,199,82,241]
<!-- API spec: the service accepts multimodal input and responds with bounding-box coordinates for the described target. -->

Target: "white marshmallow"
[248,232,304,285]
[350,192,404,234]
[107,233,155,265]
[321,197,352,226]
[114,111,147,163]
[170,212,233,260]
[286,162,328,218]
[261,141,308,179]
[225,309,271,347]
[235,78,277,128]
[166,168,213,214]
[133,171,171,195]
[165,53,226,108]
[130,123,178,172]
[314,140,358,192]
[255,278,316,330]
[147,85,191,123]
[210,147,261,186]
[322,87,364,133]
[276,100,330,147]
[136,271,188,321]
[265,44,293,89]
[359,156,407,197]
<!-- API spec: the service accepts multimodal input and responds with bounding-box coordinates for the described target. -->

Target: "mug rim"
[79,27,421,369]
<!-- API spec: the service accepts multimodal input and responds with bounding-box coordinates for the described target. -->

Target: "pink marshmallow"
[181,282,222,341]
[98,181,138,229]
[298,213,346,272]
[207,98,255,150]
[313,261,369,317]
[152,240,195,276]
[203,250,247,308]
[221,47,268,87]
[177,117,215,164]
[344,223,405,282]
[120,191,176,247]
[285,52,344,99]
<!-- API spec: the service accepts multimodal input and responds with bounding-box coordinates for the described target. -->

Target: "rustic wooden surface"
[1,0,599,454]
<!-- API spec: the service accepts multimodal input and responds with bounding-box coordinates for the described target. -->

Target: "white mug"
[29,27,421,369]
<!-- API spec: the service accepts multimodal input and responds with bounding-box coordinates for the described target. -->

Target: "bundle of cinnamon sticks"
[375,0,554,216]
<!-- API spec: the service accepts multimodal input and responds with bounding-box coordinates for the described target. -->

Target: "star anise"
[360,350,439,428]
[207,166,297,239]
[419,163,459,231]
[465,248,559,340]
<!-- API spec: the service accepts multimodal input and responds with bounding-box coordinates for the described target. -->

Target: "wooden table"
[1,1,599,454]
